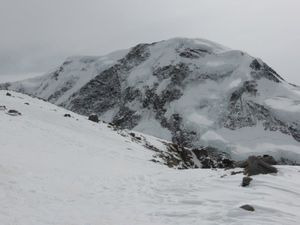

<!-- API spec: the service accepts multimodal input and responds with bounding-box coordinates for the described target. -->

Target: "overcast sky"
[0,0,300,84]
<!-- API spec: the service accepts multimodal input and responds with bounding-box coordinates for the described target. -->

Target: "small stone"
[0,105,7,111]
[240,204,255,212]
[241,176,253,187]
[64,114,71,117]
[129,132,135,137]
[7,109,22,116]
[201,158,214,169]
[6,92,12,96]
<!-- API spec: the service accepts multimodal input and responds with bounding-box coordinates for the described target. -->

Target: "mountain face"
[2,38,300,162]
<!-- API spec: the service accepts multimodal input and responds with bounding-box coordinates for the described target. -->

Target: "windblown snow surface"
[1,90,300,225]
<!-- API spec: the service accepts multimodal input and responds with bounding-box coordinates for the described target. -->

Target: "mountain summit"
[2,37,300,161]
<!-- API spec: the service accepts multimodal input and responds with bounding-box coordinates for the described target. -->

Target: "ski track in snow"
[0,90,300,225]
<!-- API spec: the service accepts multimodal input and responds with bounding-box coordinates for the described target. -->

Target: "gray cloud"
[0,0,300,84]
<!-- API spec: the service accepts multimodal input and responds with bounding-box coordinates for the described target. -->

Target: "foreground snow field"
[1,90,300,225]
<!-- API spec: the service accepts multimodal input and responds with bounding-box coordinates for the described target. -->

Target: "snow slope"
[1,90,300,225]
[1,37,300,162]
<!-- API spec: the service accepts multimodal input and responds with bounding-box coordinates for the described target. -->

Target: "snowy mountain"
[1,90,300,225]
[1,37,300,162]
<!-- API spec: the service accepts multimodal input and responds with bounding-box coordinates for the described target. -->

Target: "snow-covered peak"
[0,37,255,103]
[156,37,230,53]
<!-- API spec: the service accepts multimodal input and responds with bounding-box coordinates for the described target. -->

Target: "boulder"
[241,176,253,187]
[6,92,12,96]
[0,105,6,111]
[88,114,99,123]
[7,109,21,116]
[135,136,142,141]
[64,114,71,117]
[240,204,255,212]
[259,155,277,165]
[244,156,278,176]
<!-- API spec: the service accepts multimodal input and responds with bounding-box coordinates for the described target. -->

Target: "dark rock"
[64,114,71,117]
[24,102,30,105]
[240,204,255,212]
[201,158,215,169]
[129,132,135,137]
[0,105,6,110]
[250,59,284,83]
[235,160,249,168]
[278,157,300,166]
[88,114,99,123]
[241,176,253,187]
[191,147,234,169]
[180,148,194,166]
[6,92,12,96]
[135,136,142,141]
[222,158,235,169]
[250,59,262,70]
[156,142,196,169]
[192,149,208,158]
[231,171,243,175]
[244,156,278,176]
[153,63,189,83]
[7,109,21,116]
[260,155,277,165]
[220,174,228,178]
[150,159,160,163]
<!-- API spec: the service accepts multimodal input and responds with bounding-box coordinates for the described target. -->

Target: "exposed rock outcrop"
[241,156,278,176]
[88,114,99,123]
